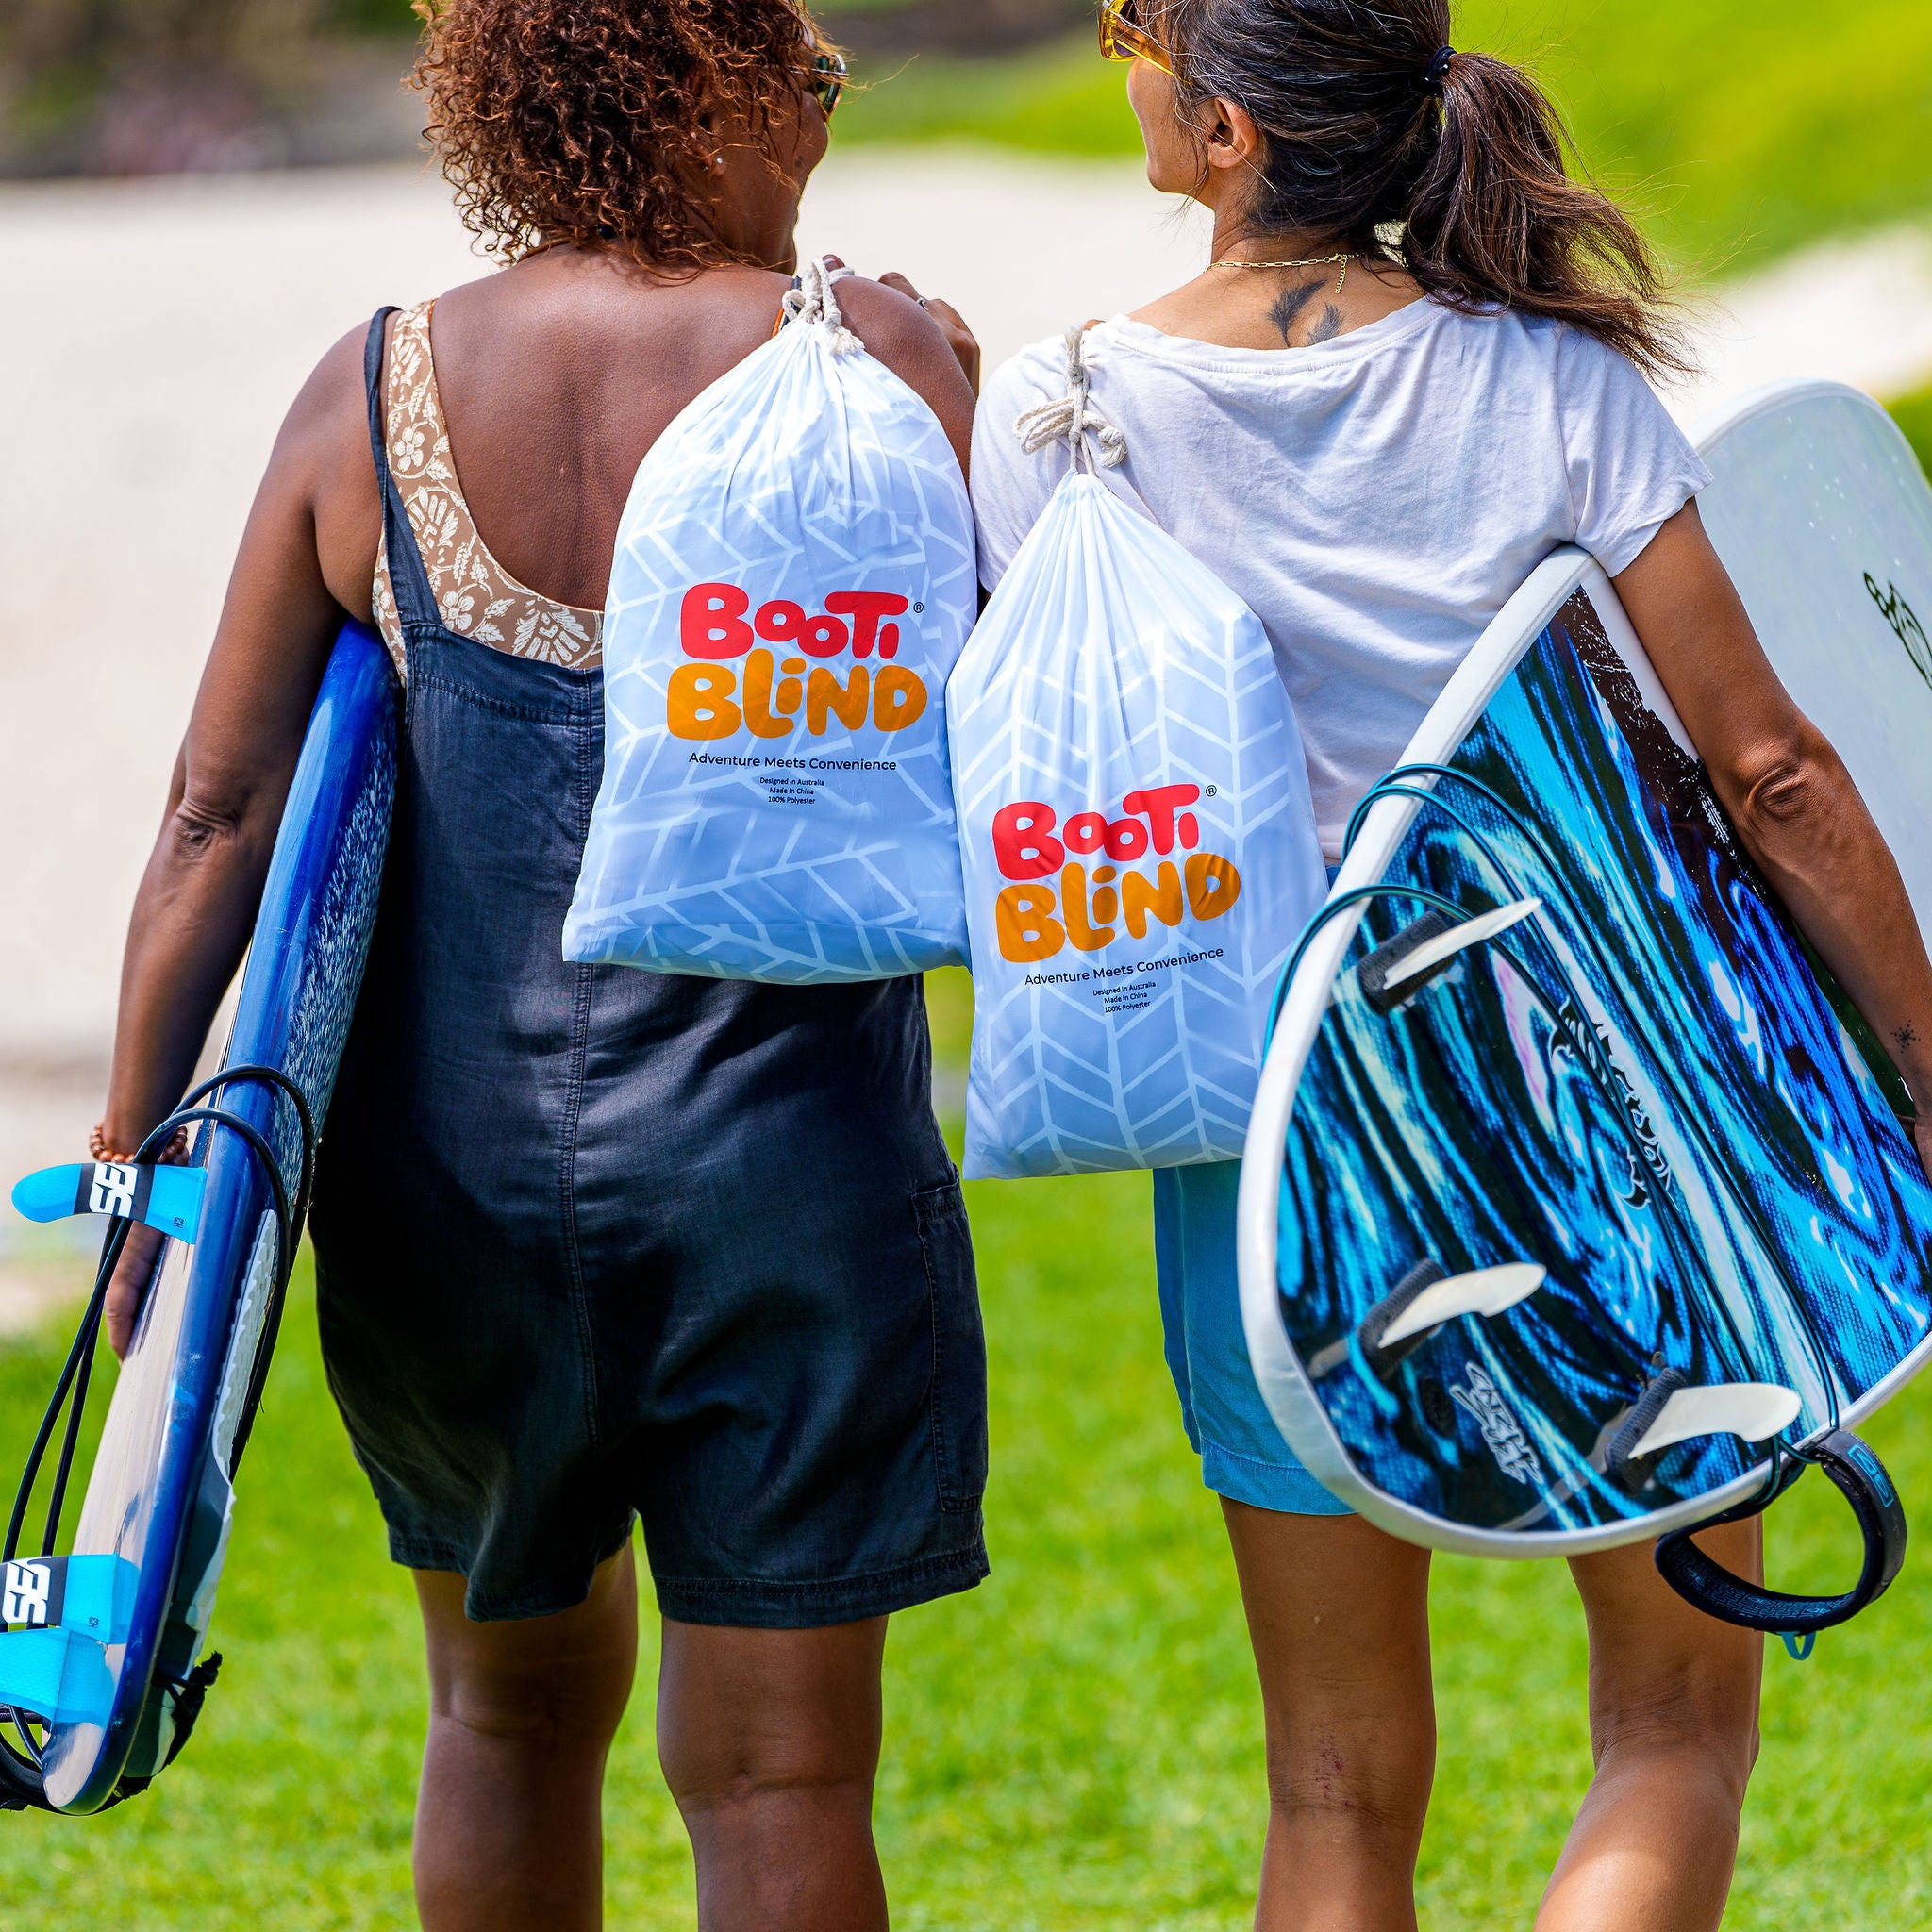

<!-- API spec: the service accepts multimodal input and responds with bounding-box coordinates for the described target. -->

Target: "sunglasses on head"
[810,49,847,118]
[1098,0,1175,76]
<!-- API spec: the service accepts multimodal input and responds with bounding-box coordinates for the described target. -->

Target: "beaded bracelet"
[90,1122,192,1167]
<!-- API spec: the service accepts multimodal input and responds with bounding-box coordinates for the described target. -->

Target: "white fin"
[1379,1263,1547,1346]
[1383,898,1543,991]
[1631,1383,1803,1459]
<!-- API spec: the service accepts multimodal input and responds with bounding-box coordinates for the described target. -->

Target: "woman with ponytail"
[973,3,1932,1925]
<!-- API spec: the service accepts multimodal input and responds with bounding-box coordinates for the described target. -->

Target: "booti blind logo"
[989,784,1241,963]
[1866,574,1932,692]
[668,583,928,741]
[1450,1365,1544,1489]
[0,1559,62,1631]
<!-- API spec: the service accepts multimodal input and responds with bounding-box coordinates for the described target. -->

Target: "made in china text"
[667,582,927,741]
[991,785,1241,963]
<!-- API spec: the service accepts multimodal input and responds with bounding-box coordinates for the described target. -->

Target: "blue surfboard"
[1238,544,1931,1633]
[6,623,395,1811]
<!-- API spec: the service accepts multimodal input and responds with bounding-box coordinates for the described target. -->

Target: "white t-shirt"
[972,300,1712,858]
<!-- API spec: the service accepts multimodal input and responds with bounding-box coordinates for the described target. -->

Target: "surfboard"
[7,623,395,1812]
[1236,540,1932,1623]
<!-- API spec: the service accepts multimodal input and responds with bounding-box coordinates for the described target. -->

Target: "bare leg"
[413,1546,640,1932]
[1222,1501,1437,1932]
[657,1616,891,1932]
[1539,1523,1764,1932]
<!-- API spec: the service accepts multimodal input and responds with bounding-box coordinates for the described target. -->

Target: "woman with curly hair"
[95,4,982,1926]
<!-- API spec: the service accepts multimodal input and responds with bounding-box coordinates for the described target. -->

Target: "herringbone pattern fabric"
[564,316,976,982]
[949,475,1327,1178]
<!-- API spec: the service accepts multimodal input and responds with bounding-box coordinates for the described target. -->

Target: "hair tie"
[1422,45,1456,92]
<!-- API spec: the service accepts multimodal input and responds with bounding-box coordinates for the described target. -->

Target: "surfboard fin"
[1606,1374,1802,1492]
[1359,900,1543,1014]
[0,1556,139,1727]
[9,1162,206,1243]
[1309,1260,1548,1381]
[1631,1383,1803,1458]
[1378,1264,1547,1347]
[1358,913,1456,1013]
[1357,1259,1447,1375]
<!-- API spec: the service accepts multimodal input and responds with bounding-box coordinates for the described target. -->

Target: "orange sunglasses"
[1098,0,1176,76]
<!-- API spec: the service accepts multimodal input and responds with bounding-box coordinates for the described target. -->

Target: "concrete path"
[1,148,1928,1299]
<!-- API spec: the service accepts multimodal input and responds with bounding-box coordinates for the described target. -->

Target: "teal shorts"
[1154,1160,1352,1517]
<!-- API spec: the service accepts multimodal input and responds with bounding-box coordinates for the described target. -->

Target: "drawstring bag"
[564,260,975,982]
[949,327,1328,1179]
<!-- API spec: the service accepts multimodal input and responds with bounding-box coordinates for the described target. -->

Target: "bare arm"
[1614,503,1932,1180]
[100,325,378,1347]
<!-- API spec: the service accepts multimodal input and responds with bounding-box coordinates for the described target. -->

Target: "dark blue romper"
[309,310,989,1625]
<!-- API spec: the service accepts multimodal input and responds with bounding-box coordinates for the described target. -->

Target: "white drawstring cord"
[783,257,864,358]
[1015,325,1127,474]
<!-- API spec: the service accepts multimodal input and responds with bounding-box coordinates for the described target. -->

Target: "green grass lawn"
[4,1009,1932,1926]
[827,0,1932,276]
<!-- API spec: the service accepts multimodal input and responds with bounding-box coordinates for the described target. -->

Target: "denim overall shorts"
[309,310,990,1625]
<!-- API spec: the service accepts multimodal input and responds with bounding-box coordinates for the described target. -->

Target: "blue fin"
[0,1557,140,1727]
[0,1627,115,1725]
[9,1162,206,1242]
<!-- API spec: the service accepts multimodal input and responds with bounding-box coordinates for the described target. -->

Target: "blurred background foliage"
[820,0,1932,277]
[0,0,422,175]
[4,0,1930,290]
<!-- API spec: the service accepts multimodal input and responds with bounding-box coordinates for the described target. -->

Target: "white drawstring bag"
[564,261,975,982]
[950,328,1328,1179]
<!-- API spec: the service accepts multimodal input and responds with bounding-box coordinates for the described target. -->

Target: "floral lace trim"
[374,301,603,680]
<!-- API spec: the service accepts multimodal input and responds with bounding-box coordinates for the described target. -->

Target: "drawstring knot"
[784,257,864,357]
[1015,325,1127,474]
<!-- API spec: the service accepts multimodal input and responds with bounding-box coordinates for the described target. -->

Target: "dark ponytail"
[1160,0,1690,378]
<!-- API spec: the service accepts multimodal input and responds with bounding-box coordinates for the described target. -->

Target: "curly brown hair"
[411,0,829,271]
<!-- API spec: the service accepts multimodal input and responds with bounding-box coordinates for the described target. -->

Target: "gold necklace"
[1210,252,1353,293]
